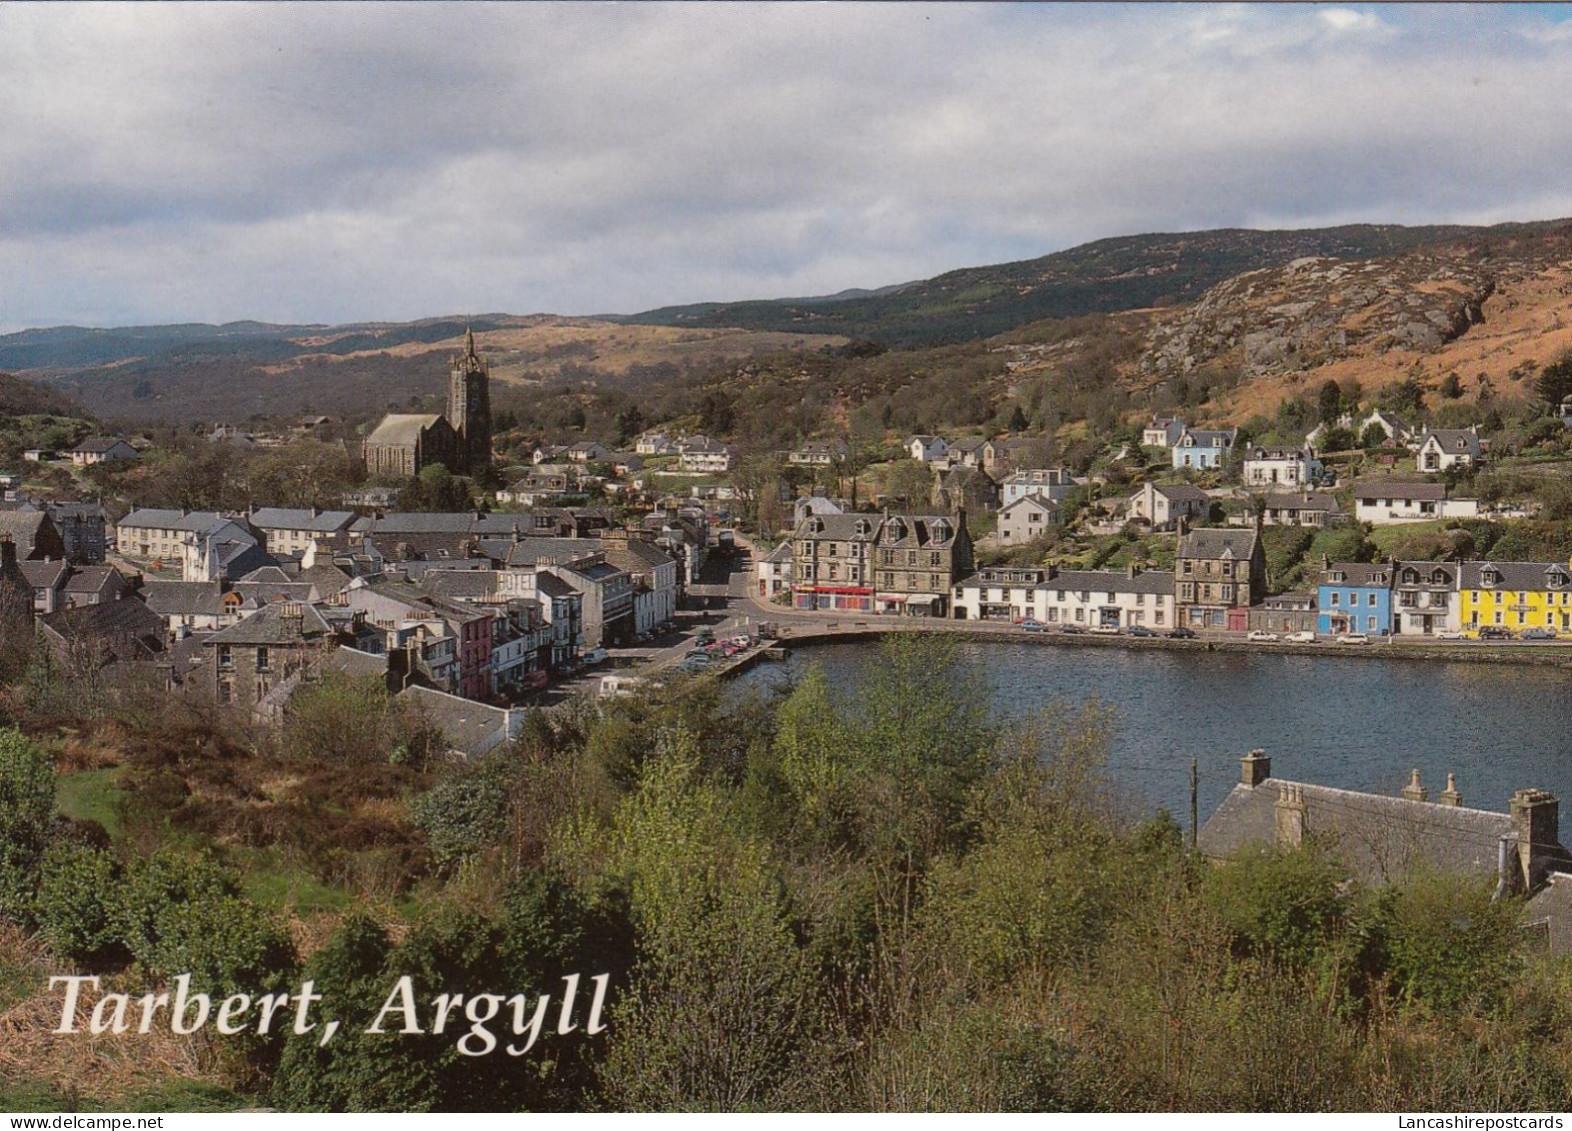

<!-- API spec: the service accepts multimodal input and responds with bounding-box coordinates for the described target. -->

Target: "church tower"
[448,326,492,474]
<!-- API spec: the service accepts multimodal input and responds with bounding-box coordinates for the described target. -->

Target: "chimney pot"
[1402,769,1428,803]
[1241,748,1271,787]
[1440,773,1463,807]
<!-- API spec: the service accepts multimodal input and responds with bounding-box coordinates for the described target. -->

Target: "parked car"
[1435,629,1466,640]
[1060,624,1085,635]
[1285,630,1318,644]
[581,647,609,665]
[1478,626,1515,640]
[683,649,714,662]
[1089,625,1121,636]
[1246,631,1280,643]
[1166,627,1198,639]
[1522,627,1560,640]
[1015,618,1046,631]
[1128,625,1157,638]
[1337,633,1371,645]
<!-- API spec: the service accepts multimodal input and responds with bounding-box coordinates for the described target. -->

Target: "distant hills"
[615,221,1568,346]
[9,218,1572,424]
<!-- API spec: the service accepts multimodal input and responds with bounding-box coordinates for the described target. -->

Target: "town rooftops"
[1150,483,1211,502]
[794,513,883,541]
[142,580,227,617]
[878,514,960,548]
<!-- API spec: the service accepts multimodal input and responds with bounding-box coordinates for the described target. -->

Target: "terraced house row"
[1317,557,1572,638]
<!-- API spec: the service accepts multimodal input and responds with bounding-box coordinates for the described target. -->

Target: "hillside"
[615,222,1566,347]
[0,371,91,418]
[11,317,846,423]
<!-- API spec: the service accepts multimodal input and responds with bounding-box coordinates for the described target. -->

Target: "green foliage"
[1439,372,1464,400]
[1380,376,1428,417]
[1360,421,1390,449]
[119,851,296,996]
[1535,350,1572,408]
[281,671,397,766]
[1203,844,1349,968]
[35,842,123,966]
[1365,872,1524,1014]
[397,464,474,511]
[410,759,512,870]
[0,728,53,925]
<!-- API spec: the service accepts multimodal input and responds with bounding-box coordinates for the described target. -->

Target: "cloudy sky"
[6,2,1572,332]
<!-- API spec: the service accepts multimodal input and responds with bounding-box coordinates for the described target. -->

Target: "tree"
[1535,351,1572,410]
[1439,372,1464,400]
[1317,380,1343,424]
[883,459,933,511]
[1359,422,1389,450]
[397,464,473,512]
[0,727,54,925]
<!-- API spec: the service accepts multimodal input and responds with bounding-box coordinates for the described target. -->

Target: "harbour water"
[734,639,1572,831]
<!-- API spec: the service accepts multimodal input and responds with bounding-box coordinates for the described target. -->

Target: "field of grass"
[53,768,125,839]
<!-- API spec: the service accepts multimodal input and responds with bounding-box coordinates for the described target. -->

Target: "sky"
[6,2,1572,332]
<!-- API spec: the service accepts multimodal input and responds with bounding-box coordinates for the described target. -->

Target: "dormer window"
[1482,569,1499,587]
[855,519,871,537]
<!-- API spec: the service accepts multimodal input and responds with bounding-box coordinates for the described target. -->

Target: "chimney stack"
[1241,748,1271,788]
[1402,769,1428,803]
[1511,788,1560,892]
[1439,773,1462,807]
[1274,783,1306,847]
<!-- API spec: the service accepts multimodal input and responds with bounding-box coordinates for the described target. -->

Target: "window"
[1330,592,1340,607]
[1368,616,1377,631]
[217,645,233,669]
[1368,593,1378,607]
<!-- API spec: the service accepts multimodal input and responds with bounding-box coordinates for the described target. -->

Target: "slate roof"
[532,572,577,600]
[503,538,609,568]
[1419,428,1482,457]
[1178,429,1237,447]
[1035,568,1174,596]
[399,685,512,759]
[296,563,353,599]
[1354,479,1447,502]
[18,560,68,590]
[878,514,961,549]
[64,565,121,596]
[117,508,232,533]
[364,414,446,447]
[71,436,134,454]
[207,601,334,645]
[248,508,357,532]
[39,599,166,659]
[793,513,882,541]
[1153,484,1211,502]
[1460,560,1572,592]
[1394,560,1460,588]
[0,511,52,555]
[1177,528,1259,561]
[1198,773,1538,887]
[143,580,227,617]
[1317,562,1393,588]
[421,570,501,601]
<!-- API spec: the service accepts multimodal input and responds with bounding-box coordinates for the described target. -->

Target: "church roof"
[365,414,446,447]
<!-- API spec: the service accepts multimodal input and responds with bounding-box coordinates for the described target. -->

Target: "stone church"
[363,328,493,479]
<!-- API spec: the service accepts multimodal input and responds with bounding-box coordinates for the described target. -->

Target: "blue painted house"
[1171,428,1237,471]
[1316,560,1394,636]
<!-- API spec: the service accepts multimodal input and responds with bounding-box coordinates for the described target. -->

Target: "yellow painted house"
[1459,560,1572,637]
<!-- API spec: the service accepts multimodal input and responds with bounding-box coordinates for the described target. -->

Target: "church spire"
[464,325,476,358]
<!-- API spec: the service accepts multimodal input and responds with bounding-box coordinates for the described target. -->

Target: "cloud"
[2,3,1572,331]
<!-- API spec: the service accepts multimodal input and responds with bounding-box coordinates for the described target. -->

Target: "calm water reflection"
[736,641,1572,831]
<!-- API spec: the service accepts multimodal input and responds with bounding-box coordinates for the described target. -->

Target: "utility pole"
[1190,757,1199,850]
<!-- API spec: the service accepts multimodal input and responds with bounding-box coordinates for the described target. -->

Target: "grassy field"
[53,768,125,839]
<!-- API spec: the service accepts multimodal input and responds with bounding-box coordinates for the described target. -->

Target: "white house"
[677,437,735,474]
[1142,416,1187,448]
[1000,468,1078,507]
[1127,482,1210,530]
[1415,428,1482,472]
[788,441,849,467]
[70,437,138,466]
[952,565,1176,629]
[1242,446,1322,488]
[1352,479,1480,525]
[635,431,675,456]
[995,495,1060,546]
[754,541,793,599]
[906,435,949,463]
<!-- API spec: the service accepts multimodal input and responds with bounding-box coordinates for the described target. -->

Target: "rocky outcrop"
[1141,253,1498,379]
